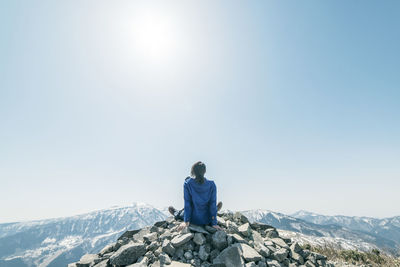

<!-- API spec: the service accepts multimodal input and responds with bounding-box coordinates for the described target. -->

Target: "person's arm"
[183,181,192,224]
[209,182,217,226]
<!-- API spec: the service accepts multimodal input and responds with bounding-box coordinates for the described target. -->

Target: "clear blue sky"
[1,0,399,223]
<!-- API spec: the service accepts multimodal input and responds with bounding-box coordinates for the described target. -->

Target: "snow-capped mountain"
[291,210,400,243]
[242,209,399,255]
[1,205,399,267]
[0,203,167,267]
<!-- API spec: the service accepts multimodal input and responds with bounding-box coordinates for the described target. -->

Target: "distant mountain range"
[242,209,400,255]
[0,203,167,267]
[292,210,400,246]
[0,204,399,266]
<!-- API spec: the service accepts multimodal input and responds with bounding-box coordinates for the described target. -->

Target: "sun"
[130,11,180,65]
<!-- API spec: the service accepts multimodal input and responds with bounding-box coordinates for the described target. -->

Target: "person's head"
[191,161,206,180]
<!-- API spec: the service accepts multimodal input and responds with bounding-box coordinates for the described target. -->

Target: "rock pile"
[68,212,333,267]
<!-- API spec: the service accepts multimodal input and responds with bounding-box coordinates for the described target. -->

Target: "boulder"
[171,233,194,247]
[69,211,332,267]
[169,261,191,266]
[234,212,250,224]
[126,256,148,266]
[99,244,114,256]
[205,225,218,233]
[92,260,108,267]
[77,254,101,267]
[198,245,209,261]
[189,224,209,234]
[273,248,288,262]
[161,239,176,255]
[193,233,206,245]
[212,230,228,250]
[143,232,158,243]
[238,223,251,237]
[159,252,171,265]
[213,245,244,267]
[234,243,262,262]
[109,242,146,266]
[271,238,289,249]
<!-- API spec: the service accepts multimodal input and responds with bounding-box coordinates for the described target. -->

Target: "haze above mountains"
[0,203,399,267]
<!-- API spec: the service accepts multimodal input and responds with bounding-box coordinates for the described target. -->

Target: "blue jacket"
[183,177,217,226]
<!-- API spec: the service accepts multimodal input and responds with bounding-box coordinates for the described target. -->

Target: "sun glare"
[131,12,180,65]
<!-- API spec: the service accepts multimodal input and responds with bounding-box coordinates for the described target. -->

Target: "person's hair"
[191,161,206,184]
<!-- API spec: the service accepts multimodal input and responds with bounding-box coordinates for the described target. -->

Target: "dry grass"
[302,244,400,267]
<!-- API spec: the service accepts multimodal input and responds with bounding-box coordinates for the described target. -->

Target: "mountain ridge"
[0,204,399,267]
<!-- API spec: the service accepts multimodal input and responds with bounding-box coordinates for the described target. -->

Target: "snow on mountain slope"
[242,209,399,255]
[1,205,399,267]
[0,203,167,267]
[291,210,400,252]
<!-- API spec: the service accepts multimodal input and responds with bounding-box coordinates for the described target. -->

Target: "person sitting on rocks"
[168,161,223,231]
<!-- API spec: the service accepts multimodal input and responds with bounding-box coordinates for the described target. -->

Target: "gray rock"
[290,242,302,253]
[212,231,228,250]
[169,261,191,266]
[229,233,246,243]
[305,260,316,267]
[238,223,251,237]
[264,240,273,246]
[205,225,218,234]
[255,244,271,257]
[132,227,151,242]
[109,242,146,266]
[234,243,262,262]
[226,220,239,232]
[99,244,114,256]
[189,224,209,234]
[92,259,108,267]
[161,239,176,256]
[77,254,101,267]
[171,233,194,247]
[184,251,193,260]
[198,245,209,261]
[143,232,158,243]
[311,252,327,260]
[175,247,184,258]
[245,262,257,267]
[101,252,113,259]
[193,233,206,246]
[234,212,250,224]
[271,238,289,249]
[257,262,267,267]
[265,229,279,238]
[159,252,172,265]
[291,250,304,264]
[159,230,173,241]
[266,259,283,267]
[217,216,227,227]
[126,256,148,266]
[273,248,288,262]
[251,230,263,245]
[118,229,140,240]
[154,220,168,227]
[210,249,220,261]
[150,261,161,267]
[250,222,273,231]
[213,245,244,267]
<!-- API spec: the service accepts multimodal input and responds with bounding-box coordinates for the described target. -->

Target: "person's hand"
[212,225,224,231]
[177,221,189,231]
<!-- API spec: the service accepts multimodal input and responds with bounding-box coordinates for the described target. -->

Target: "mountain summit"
[1,205,399,266]
[69,212,331,267]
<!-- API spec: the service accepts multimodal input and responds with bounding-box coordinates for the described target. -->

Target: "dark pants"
[174,209,185,221]
[173,209,214,227]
